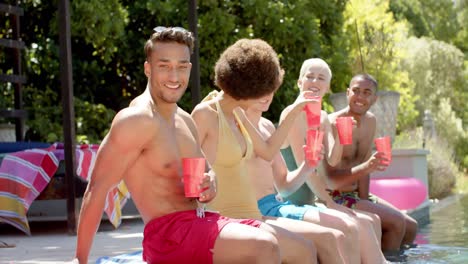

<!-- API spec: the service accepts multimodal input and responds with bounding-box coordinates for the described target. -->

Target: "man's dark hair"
[214,38,284,100]
[350,73,378,90]
[144,26,195,59]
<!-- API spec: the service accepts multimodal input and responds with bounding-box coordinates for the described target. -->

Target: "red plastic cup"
[304,96,322,128]
[182,157,206,197]
[336,116,353,145]
[306,129,324,161]
[374,136,392,165]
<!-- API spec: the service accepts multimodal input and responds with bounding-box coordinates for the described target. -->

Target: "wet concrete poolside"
[0,218,144,264]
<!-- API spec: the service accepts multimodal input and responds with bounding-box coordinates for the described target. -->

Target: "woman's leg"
[352,211,387,263]
[264,216,347,264]
[259,222,318,264]
[212,222,281,264]
[304,207,386,263]
[302,208,361,264]
[354,209,382,246]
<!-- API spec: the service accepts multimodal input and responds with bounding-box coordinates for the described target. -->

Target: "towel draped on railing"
[0,143,130,235]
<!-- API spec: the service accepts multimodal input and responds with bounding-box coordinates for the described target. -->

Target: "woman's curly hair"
[214,38,284,100]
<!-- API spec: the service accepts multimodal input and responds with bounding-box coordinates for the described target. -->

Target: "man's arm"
[325,156,373,190]
[75,109,155,264]
[326,115,388,190]
[357,175,370,200]
[323,114,343,167]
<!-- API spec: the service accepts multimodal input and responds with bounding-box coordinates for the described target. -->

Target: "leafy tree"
[18,0,126,142]
[400,37,465,116]
[389,0,460,44]
[195,0,349,120]
[400,37,467,169]
[115,0,350,121]
[343,0,418,132]
[389,0,467,169]
[4,0,350,142]
[454,0,468,55]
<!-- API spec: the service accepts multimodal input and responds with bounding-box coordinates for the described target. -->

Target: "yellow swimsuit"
[207,99,262,220]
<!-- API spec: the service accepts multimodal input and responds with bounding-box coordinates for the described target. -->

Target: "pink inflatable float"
[370,177,427,211]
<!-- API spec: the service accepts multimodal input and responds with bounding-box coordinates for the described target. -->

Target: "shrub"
[425,137,458,199]
[432,98,468,171]
[394,128,459,199]
[24,87,115,143]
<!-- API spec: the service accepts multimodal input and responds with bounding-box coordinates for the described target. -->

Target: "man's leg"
[374,197,418,247]
[212,223,280,264]
[264,216,346,264]
[356,200,406,252]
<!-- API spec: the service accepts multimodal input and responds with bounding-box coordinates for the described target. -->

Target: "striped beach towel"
[0,143,130,234]
[96,251,144,264]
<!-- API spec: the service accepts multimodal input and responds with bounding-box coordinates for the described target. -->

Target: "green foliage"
[16,0,129,143]
[432,99,468,170]
[393,127,424,149]
[433,99,464,148]
[0,83,14,109]
[2,0,463,154]
[193,0,350,121]
[23,87,63,143]
[454,0,468,55]
[401,37,465,110]
[86,0,350,122]
[70,0,128,64]
[344,0,418,132]
[389,0,430,38]
[23,87,115,143]
[426,137,458,199]
[390,0,460,44]
[399,37,467,168]
[6,0,351,143]
[74,98,115,143]
[457,60,468,127]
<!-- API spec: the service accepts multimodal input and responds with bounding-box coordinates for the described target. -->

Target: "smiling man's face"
[346,77,377,115]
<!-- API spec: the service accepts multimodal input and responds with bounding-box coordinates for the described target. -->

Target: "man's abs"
[123,157,199,224]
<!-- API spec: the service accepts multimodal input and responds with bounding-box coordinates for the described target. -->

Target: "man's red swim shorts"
[142,210,263,264]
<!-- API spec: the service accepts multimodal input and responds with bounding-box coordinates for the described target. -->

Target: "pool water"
[398,194,468,263]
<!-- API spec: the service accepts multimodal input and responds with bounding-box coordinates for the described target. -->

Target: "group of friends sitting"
[72,26,418,264]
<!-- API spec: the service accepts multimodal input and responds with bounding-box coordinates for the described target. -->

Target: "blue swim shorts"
[257,194,326,220]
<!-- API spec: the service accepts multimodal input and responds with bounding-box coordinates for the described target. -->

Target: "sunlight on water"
[394,194,468,263]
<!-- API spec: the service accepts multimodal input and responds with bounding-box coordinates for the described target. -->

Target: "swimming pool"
[401,194,468,263]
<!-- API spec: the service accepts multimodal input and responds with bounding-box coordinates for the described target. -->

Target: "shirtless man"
[325,73,418,253]
[73,27,315,264]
